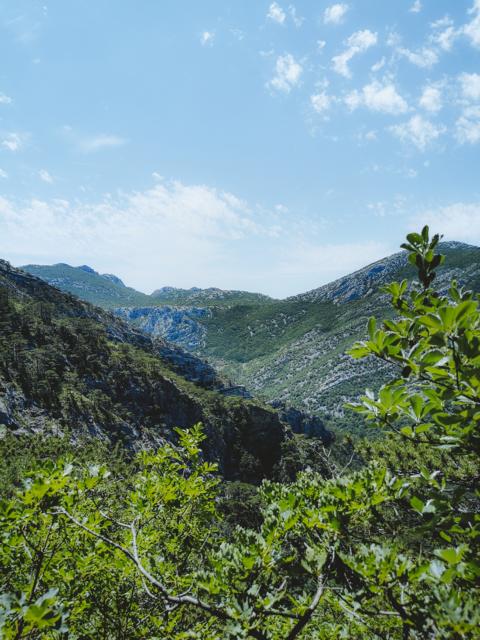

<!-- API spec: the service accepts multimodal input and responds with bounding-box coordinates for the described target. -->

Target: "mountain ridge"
[20,242,480,434]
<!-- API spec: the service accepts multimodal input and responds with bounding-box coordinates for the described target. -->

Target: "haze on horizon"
[1,0,480,298]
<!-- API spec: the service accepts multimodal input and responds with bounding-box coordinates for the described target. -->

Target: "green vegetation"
[0,261,294,483]
[202,300,340,362]
[22,263,274,309]
[199,242,480,434]
[1,229,479,638]
[21,263,155,309]
[23,245,480,438]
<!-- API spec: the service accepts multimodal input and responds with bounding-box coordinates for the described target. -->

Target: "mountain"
[21,242,480,434]
[0,259,332,483]
[151,286,274,307]
[22,263,153,309]
[22,263,273,309]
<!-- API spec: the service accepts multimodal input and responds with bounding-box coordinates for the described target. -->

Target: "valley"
[23,241,480,434]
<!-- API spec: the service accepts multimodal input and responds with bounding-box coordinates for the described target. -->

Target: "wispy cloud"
[200,31,215,46]
[288,5,304,27]
[0,93,12,105]
[267,4,303,28]
[268,54,303,93]
[409,1,422,14]
[62,127,127,153]
[397,46,438,68]
[80,134,126,153]
[0,179,289,294]
[311,92,333,115]
[332,30,377,78]
[419,84,443,113]
[464,0,480,49]
[430,16,458,52]
[411,202,480,243]
[38,169,54,184]
[345,81,408,115]
[390,115,445,150]
[1,132,27,152]
[459,72,480,101]
[456,106,480,144]
[0,169,8,179]
[267,2,286,25]
[324,4,349,25]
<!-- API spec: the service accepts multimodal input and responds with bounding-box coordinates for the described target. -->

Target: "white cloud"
[0,168,8,179]
[346,81,408,115]
[419,84,443,113]
[324,3,349,25]
[317,40,326,52]
[0,93,12,105]
[311,92,332,114]
[1,132,26,152]
[371,57,386,72]
[200,31,215,46]
[268,53,303,93]
[464,0,480,49]
[267,4,303,28]
[288,5,304,27]
[39,169,54,184]
[411,202,480,243]
[62,127,127,153]
[456,106,480,144]
[0,180,285,294]
[390,115,445,150]
[332,29,377,78]
[431,26,458,52]
[429,16,459,52]
[397,46,438,68]
[459,72,480,101]
[267,2,286,24]
[409,0,422,13]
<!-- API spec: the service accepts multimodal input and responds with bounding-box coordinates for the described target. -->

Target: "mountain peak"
[289,240,480,304]
[101,273,125,287]
[78,265,97,275]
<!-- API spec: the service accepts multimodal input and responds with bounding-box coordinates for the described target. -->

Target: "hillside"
[22,263,154,309]
[0,260,332,483]
[199,242,480,430]
[151,285,274,307]
[22,263,272,309]
[21,243,480,434]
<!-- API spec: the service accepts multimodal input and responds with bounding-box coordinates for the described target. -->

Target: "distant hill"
[151,286,274,307]
[1,260,332,482]
[22,263,273,309]
[22,263,153,309]
[21,242,480,435]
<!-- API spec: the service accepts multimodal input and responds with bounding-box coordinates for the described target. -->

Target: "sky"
[0,0,479,298]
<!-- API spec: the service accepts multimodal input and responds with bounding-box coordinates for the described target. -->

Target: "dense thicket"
[0,262,300,483]
[1,230,479,638]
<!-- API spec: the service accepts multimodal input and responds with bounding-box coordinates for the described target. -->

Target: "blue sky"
[0,0,479,297]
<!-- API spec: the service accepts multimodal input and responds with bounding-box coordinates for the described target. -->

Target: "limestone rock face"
[101,273,125,287]
[114,306,210,351]
[270,400,333,443]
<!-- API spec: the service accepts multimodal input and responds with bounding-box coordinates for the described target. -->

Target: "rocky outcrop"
[289,242,480,304]
[270,400,333,443]
[114,306,210,350]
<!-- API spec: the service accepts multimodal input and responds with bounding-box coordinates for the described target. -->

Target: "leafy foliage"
[1,230,479,638]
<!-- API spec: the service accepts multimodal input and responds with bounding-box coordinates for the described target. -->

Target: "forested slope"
[0,259,321,482]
